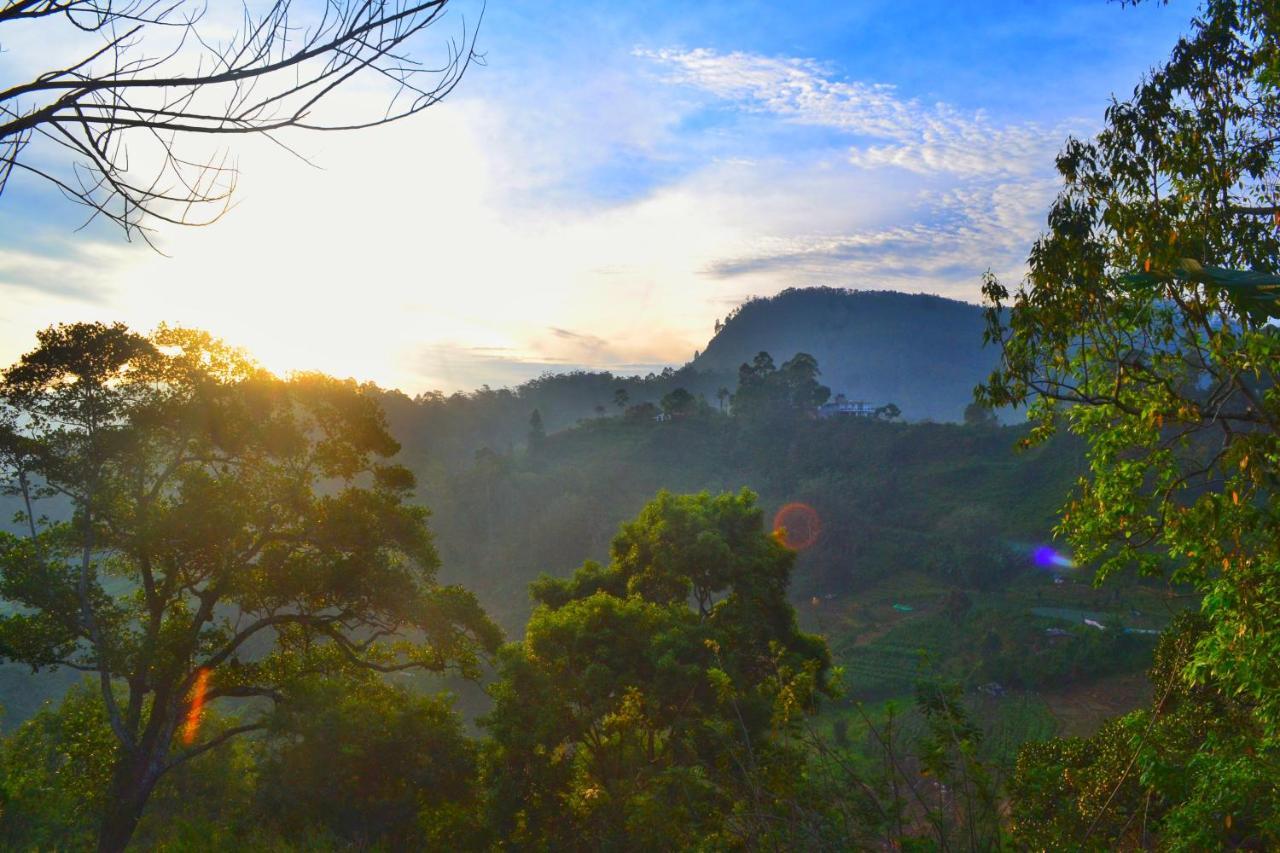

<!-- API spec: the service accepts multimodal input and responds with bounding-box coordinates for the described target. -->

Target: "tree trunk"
[98,755,158,853]
[98,802,144,853]
[98,794,146,852]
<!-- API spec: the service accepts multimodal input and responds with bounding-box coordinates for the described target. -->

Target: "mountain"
[373,288,1001,475]
[691,287,998,422]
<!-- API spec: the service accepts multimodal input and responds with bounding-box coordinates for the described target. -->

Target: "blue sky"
[0,0,1195,392]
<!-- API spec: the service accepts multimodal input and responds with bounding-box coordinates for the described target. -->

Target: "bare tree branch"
[0,0,482,241]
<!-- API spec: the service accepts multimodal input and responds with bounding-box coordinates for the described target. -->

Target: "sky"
[0,0,1197,393]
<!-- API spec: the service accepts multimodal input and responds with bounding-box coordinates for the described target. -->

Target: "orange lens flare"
[182,668,212,745]
[772,502,821,551]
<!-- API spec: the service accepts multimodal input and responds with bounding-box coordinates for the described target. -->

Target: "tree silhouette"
[0,1,480,243]
[659,388,695,418]
[527,409,545,449]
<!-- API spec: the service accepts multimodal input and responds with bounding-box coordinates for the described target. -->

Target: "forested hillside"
[7,0,1280,848]
[694,288,995,422]
[373,288,999,474]
[417,412,1080,632]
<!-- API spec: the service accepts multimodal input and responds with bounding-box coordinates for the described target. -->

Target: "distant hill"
[691,288,997,422]
[373,288,1000,473]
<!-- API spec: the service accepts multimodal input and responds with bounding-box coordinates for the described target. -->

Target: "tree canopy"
[0,322,500,850]
[484,489,831,849]
[732,351,831,421]
[979,0,1280,844]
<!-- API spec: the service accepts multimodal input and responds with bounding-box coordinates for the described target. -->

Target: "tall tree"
[0,1,479,241]
[732,351,830,421]
[979,1,1280,844]
[527,408,546,449]
[483,490,831,848]
[0,323,500,851]
[659,387,696,418]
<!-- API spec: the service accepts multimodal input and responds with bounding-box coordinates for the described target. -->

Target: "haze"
[0,0,1191,393]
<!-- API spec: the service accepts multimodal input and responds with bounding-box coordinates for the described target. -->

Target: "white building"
[818,393,878,419]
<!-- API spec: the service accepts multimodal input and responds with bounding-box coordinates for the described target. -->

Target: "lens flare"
[182,668,212,745]
[772,502,821,551]
[1033,546,1076,569]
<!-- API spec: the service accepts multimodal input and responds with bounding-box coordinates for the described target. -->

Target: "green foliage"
[483,489,831,849]
[981,2,1280,846]
[0,683,271,850]
[0,684,115,848]
[913,680,1002,849]
[0,676,487,851]
[658,387,696,418]
[0,322,500,850]
[423,404,1078,632]
[256,677,482,849]
[731,350,831,421]
[1009,613,1280,850]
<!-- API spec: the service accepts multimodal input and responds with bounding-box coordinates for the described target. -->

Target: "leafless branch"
[0,0,482,242]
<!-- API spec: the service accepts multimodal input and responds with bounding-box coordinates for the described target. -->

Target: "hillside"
[692,288,997,422]
[422,414,1084,632]
[382,288,1003,475]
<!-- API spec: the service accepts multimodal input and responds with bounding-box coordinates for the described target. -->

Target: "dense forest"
[0,327,1184,849]
[4,0,1280,850]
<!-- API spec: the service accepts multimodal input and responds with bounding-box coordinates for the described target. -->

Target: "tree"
[0,683,119,849]
[732,351,830,421]
[1009,613,1280,849]
[527,408,545,449]
[256,676,483,848]
[613,387,629,411]
[484,490,831,848]
[716,386,730,412]
[0,1,479,241]
[978,1,1280,844]
[962,401,997,428]
[875,402,901,421]
[593,404,606,419]
[0,322,500,851]
[659,387,696,418]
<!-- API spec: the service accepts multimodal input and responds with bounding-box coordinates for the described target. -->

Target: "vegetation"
[981,0,1280,846]
[0,328,1179,850]
[364,288,1005,477]
[0,323,499,850]
[484,489,831,849]
[6,1,1280,849]
[421,393,1083,630]
[695,288,997,422]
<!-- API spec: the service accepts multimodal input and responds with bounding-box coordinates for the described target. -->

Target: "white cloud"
[1,40,1083,394]
[638,47,1071,179]
[631,47,1085,303]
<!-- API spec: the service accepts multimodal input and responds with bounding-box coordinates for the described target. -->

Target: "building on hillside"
[818,393,879,419]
